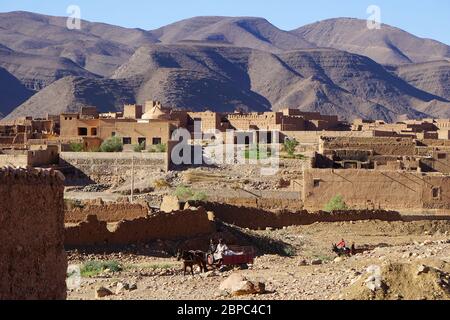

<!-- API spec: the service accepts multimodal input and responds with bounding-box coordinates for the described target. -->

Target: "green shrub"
[244,145,271,160]
[174,185,194,200]
[100,136,123,152]
[324,195,348,212]
[283,139,299,156]
[69,142,84,152]
[149,143,167,153]
[174,185,208,201]
[192,191,208,201]
[133,142,145,153]
[80,260,122,277]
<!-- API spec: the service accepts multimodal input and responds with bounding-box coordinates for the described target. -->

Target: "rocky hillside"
[1,11,449,122]
[0,67,33,118]
[394,60,450,101]
[293,18,450,66]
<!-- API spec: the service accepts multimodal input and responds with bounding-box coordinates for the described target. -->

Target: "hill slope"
[152,16,315,52]
[292,18,450,66]
[0,67,33,118]
[394,60,450,101]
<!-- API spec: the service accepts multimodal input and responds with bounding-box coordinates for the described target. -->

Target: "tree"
[100,136,123,152]
[324,195,348,212]
[284,139,299,156]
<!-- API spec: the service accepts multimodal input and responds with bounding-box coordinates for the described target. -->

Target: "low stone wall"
[0,168,67,300]
[59,152,167,185]
[65,201,149,223]
[65,207,215,246]
[189,201,402,230]
[209,197,303,211]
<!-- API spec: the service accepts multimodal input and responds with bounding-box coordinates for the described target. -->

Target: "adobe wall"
[207,197,303,211]
[303,169,450,211]
[65,201,149,223]
[59,152,167,185]
[282,131,373,144]
[65,207,215,246]
[0,168,67,300]
[321,137,417,156]
[188,201,401,230]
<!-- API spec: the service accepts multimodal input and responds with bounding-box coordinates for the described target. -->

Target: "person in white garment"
[213,239,229,264]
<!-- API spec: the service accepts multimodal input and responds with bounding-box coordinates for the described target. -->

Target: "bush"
[80,260,122,277]
[192,191,208,201]
[133,142,145,153]
[174,185,208,201]
[149,143,167,153]
[324,195,348,212]
[69,142,84,152]
[100,136,123,152]
[174,185,194,200]
[283,139,300,156]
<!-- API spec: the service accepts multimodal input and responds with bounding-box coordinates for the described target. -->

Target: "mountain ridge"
[1,11,449,122]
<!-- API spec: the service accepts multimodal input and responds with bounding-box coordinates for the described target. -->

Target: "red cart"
[207,246,255,268]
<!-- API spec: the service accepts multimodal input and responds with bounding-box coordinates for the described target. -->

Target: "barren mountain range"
[1,11,449,122]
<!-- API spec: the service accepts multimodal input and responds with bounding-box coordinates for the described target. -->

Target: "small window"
[78,127,88,136]
[91,128,97,136]
[152,137,162,145]
[111,132,116,137]
[432,187,441,199]
[438,153,446,160]
[123,137,132,145]
[313,179,321,188]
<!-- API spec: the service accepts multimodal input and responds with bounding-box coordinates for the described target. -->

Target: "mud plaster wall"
[0,169,67,300]
[303,169,450,211]
[59,152,167,185]
[321,137,417,156]
[65,207,215,246]
[189,201,401,230]
[65,202,149,223]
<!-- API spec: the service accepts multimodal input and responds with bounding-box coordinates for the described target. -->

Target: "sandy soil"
[66,220,450,300]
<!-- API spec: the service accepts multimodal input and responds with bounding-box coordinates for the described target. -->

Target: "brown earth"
[66,219,450,300]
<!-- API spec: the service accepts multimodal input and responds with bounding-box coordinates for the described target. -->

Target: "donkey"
[176,250,207,276]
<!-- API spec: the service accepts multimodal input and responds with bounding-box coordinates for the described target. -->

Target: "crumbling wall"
[65,207,215,246]
[65,201,149,223]
[0,168,67,300]
[321,137,417,156]
[59,152,167,185]
[189,201,402,229]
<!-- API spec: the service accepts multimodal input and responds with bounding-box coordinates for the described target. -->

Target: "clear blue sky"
[1,0,449,45]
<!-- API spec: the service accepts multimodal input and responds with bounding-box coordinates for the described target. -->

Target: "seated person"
[337,238,350,252]
[213,239,244,265]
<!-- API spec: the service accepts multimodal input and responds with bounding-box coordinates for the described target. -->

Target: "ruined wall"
[282,131,373,144]
[321,137,417,156]
[189,201,401,229]
[59,152,167,185]
[0,168,67,300]
[65,202,149,223]
[65,207,215,246]
[303,169,450,211]
[207,197,303,211]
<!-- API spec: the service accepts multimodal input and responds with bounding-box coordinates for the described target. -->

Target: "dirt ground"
[66,219,450,300]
